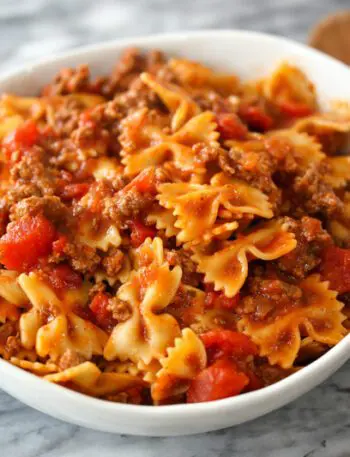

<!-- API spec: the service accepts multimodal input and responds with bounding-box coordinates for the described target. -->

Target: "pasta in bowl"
[0,30,349,435]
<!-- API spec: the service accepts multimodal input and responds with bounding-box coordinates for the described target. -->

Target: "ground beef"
[102,249,124,277]
[101,48,166,97]
[88,282,106,298]
[242,276,303,322]
[218,144,282,210]
[165,249,201,287]
[62,240,101,274]
[105,187,155,221]
[107,297,131,322]
[0,322,19,359]
[42,64,91,96]
[41,49,166,102]
[165,284,198,327]
[105,391,142,404]
[8,147,57,204]
[0,199,9,237]
[72,101,123,156]
[191,90,229,112]
[8,180,44,203]
[46,97,86,137]
[339,293,350,330]
[219,144,277,194]
[276,216,332,279]
[71,122,110,158]
[9,195,72,231]
[254,362,297,386]
[58,349,86,371]
[292,163,342,217]
[45,138,80,170]
[193,143,220,166]
[110,79,162,117]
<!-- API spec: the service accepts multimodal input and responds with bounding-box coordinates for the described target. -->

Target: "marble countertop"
[0,0,349,455]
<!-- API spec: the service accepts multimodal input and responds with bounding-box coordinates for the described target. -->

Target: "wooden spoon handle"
[309,11,350,65]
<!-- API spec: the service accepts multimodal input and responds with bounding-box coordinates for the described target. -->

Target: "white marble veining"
[0,0,349,455]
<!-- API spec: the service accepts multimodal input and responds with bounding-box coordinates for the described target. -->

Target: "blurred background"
[0,0,349,72]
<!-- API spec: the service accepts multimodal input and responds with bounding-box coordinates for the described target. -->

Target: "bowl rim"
[0,28,349,419]
[1,336,349,417]
[1,28,349,83]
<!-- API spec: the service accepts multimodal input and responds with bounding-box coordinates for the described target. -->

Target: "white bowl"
[0,30,349,436]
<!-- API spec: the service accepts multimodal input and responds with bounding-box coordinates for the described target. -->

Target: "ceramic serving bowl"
[0,30,349,436]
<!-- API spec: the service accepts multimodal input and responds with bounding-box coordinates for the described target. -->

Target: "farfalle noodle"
[121,109,219,175]
[192,220,297,297]
[104,238,182,365]
[238,275,346,368]
[158,172,272,245]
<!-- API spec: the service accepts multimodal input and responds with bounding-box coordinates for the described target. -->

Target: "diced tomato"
[187,359,249,403]
[134,174,155,194]
[45,264,82,291]
[52,234,68,256]
[320,246,350,294]
[73,303,95,322]
[0,215,56,271]
[89,292,115,330]
[124,168,158,195]
[201,329,258,364]
[74,181,103,213]
[79,108,96,129]
[204,284,240,309]
[59,183,90,200]
[239,102,274,132]
[278,100,314,118]
[216,113,248,140]
[40,125,57,139]
[3,120,39,162]
[129,220,157,248]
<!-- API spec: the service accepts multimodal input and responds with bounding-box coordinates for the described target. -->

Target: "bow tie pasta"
[18,272,107,360]
[104,238,182,365]
[121,108,219,176]
[238,275,347,368]
[192,220,297,297]
[158,172,272,246]
[152,328,207,402]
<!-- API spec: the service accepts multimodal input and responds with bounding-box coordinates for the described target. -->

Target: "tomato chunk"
[129,220,157,248]
[123,168,158,195]
[45,264,82,291]
[278,100,313,118]
[79,108,96,129]
[187,359,249,403]
[0,215,56,271]
[239,102,273,132]
[204,284,240,309]
[133,170,157,194]
[216,113,248,140]
[3,120,39,162]
[201,329,258,364]
[320,246,350,294]
[59,183,90,200]
[89,292,115,330]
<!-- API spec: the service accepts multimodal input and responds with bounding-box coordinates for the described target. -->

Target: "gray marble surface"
[0,0,350,455]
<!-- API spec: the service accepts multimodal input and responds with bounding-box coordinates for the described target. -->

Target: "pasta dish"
[0,49,349,405]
